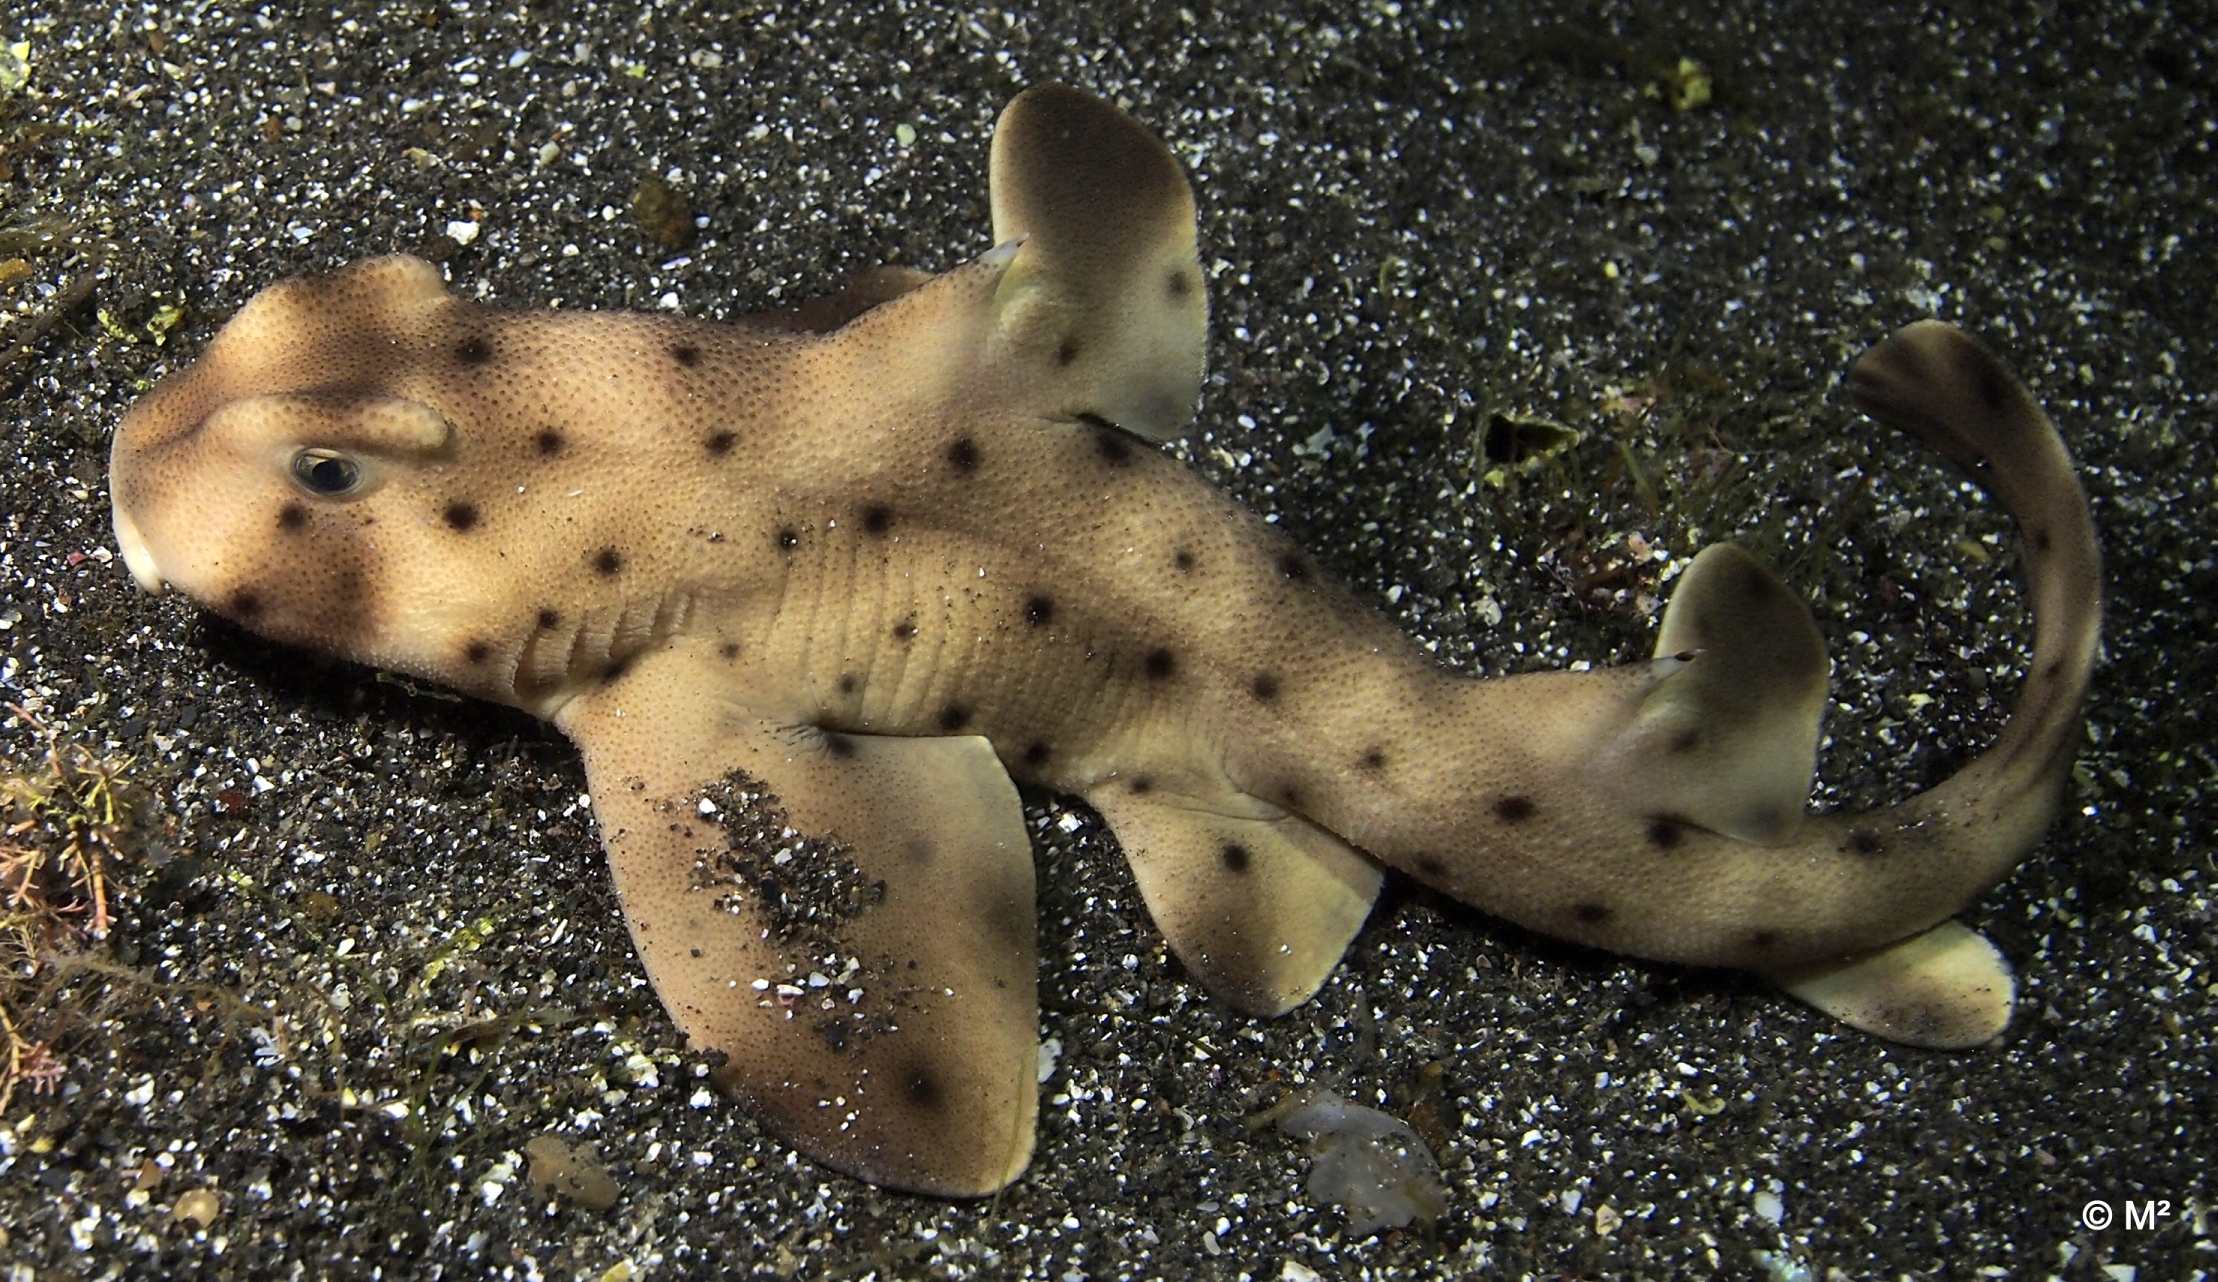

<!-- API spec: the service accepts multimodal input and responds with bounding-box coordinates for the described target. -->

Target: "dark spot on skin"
[2032,526,2052,553]
[1025,596,1054,627]
[776,527,800,551]
[719,642,740,660]
[1167,268,1191,301]
[1023,741,1051,767]
[1281,785,1304,809]
[1277,552,1309,582]
[1219,844,1250,873]
[2043,660,2064,681]
[906,837,932,864]
[536,609,560,631]
[229,590,261,618]
[1250,673,1280,701]
[1847,830,1886,857]
[824,734,857,760]
[836,673,858,696]
[890,620,916,642]
[1972,357,2012,416]
[1174,549,1195,573]
[860,505,893,535]
[1056,336,1080,366]
[671,343,701,367]
[1416,855,1447,878]
[1647,817,1684,849]
[1360,748,1387,771]
[946,436,980,473]
[1143,648,1176,680]
[536,429,565,456]
[705,431,736,455]
[1093,423,1132,466]
[1573,903,1612,925]
[1671,728,1701,754]
[904,1065,941,1110]
[276,503,307,532]
[464,641,491,665]
[937,704,971,732]
[1748,930,1780,950]
[1129,776,1153,795]
[443,501,479,532]
[454,335,492,365]
[981,892,1027,951]
[1494,796,1536,823]
[592,547,622,576]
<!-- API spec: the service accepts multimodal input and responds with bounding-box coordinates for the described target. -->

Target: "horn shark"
[106,85,2101,1196]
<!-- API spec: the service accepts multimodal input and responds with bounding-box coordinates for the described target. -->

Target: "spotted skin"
[108,87,2100,1196]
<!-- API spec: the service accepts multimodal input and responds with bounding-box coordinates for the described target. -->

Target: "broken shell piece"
[170,1186,221,1228]
[524,1133,622,1211]
[1479,411,1582,485]
[1275,1090,1447,1235]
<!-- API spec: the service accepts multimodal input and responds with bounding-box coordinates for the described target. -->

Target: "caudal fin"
[1737,322,2102,1045]
[1841,321,2103,807]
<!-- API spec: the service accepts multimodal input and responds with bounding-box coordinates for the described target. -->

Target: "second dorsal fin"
[1594,543,1830,844]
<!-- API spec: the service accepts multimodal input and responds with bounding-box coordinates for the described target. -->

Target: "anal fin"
[558,644,1038,1196]
[1088,783,1383,1017]
[1770,920,2015,1049]
[1595,543,1829,844]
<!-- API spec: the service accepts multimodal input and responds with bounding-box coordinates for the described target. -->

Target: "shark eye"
[291,449,363,497]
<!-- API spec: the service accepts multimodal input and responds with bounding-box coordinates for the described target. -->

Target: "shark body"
[107,86,2101,1195]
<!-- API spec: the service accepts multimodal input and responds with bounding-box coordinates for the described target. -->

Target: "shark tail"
[1359,321,2099,1047]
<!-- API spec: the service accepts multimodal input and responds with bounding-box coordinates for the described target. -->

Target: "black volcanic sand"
[1,3,2210,1278]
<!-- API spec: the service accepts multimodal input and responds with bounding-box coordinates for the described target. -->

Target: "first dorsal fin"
[1592,543,1830,844]
[987,84,1207,441]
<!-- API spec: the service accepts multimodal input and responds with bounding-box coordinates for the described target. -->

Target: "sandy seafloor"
[1,2,2212,1278]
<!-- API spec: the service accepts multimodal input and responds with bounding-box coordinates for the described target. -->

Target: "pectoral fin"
[1089,782,1383,1017]
[1595,543,1829,844]
[987,83,1207,441]
[557,646,1039,1196]
[1770,920,2014,1049]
